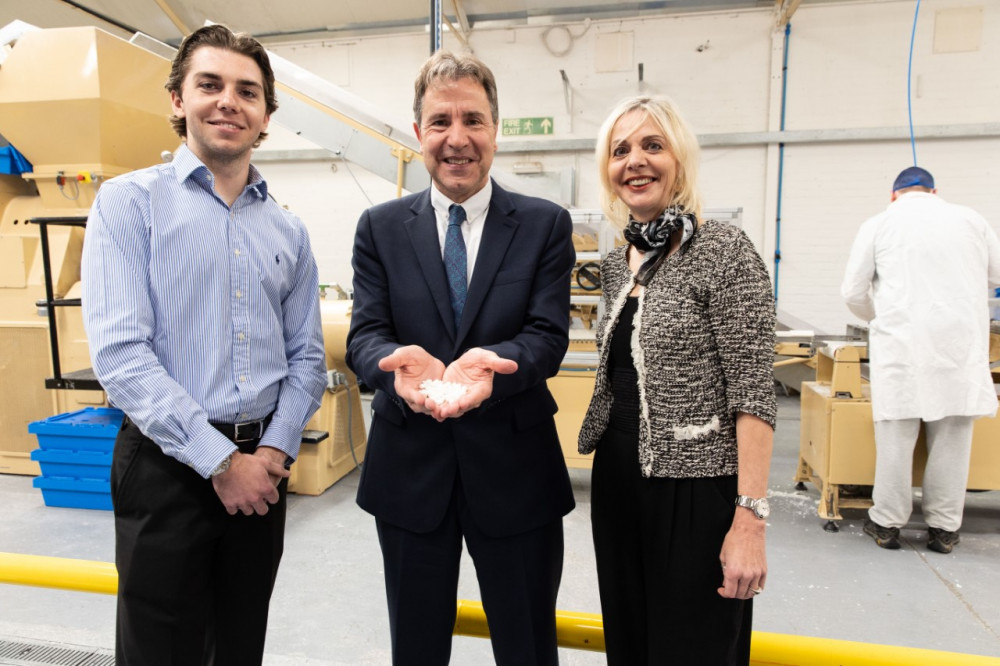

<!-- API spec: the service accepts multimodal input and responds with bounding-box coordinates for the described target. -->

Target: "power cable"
[334,148,375,207]
[540,19,591,58]
[344,383,362,470]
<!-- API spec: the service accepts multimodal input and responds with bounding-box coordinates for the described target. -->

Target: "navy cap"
[892,166,934,191]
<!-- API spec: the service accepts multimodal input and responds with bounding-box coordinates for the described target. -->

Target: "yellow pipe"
[390,146,417,199]
[3,553,999,665]
[750,631,1000,666]
[552,608,605,652]
[453,599,1000,664]
[455,599,605,652]
[0,552,117,595]
[453,599,491,640]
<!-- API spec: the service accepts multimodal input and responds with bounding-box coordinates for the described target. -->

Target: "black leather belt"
[210,414,273,443]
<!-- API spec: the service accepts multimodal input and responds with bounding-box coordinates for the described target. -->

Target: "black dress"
[590,296,752,665]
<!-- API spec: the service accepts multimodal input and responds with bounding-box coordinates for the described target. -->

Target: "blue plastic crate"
[30,449,112,480]
[32,476,112,511]
[28,407,124,452]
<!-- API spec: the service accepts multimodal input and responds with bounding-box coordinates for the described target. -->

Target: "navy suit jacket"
[346,181,576,538]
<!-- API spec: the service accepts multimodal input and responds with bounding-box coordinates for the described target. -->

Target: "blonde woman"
[579,95,776,664]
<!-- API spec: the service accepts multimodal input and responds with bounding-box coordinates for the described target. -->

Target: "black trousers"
[375,477,564,666]
[591,426,752,665]
[111,419,286,666]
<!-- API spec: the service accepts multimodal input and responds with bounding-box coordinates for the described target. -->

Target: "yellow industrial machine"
[0,24,364,492]
[289,299,367,495]
[795,342,1000,530]
[0,25,179,474]
[548,366,596,469]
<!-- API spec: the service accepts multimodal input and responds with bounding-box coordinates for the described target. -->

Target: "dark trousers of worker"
[375,477,564,666]
[591,426,752,666]
[111,419,287,666]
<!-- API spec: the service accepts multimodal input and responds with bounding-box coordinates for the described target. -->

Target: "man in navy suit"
[346,50,576,665]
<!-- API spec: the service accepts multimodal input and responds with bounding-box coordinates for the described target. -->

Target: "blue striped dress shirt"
[81,144,327,478]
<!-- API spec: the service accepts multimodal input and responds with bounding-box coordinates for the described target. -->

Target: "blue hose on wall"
[773,22,791,304]
[907,0,922,166]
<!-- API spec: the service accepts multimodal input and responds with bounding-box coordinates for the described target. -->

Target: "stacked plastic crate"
[27,407,123,510]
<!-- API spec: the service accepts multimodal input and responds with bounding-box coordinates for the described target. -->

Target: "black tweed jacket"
[578,221,776,478]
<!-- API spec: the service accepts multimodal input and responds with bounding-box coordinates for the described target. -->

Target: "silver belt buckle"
[233,420,261,443]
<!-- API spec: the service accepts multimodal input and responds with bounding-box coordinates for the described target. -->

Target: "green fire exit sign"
[501,117,554,136]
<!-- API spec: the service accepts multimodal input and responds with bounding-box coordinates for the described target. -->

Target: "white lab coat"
[841,191,1000,422]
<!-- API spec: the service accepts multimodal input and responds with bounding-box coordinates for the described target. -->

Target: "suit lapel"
[460,184,518,341]
[404,192,457,338]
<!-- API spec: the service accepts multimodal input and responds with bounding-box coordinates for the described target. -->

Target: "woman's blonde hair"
[595,95,703,229]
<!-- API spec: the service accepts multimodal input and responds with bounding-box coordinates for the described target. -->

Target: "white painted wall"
[258,0,1000,335]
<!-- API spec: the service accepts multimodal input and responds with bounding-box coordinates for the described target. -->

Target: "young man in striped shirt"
[81,24,326,665]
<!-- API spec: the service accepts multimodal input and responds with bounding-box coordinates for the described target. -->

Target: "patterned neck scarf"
[622,205,698,285]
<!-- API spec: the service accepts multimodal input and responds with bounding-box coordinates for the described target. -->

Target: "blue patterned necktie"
[444,204,468,329]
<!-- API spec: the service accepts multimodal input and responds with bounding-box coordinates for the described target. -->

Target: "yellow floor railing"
[3,552,999,665]
[0,552,118,595]
[455,599,605,652]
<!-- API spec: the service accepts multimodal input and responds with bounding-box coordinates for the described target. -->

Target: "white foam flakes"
[419,379,468,404]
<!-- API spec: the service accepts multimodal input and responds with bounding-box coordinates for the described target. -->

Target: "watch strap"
[735,494,767,518]
[209,453,233,477]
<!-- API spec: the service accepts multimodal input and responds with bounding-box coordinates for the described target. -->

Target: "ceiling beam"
[443,13,470,50]
[443,0,470,50]
[774,0,803,28]
[57,0,141,35]
[452,0,471,35]
[152,0,190,35]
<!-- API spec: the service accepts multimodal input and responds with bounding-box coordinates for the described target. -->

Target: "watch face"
[755,498,770,519]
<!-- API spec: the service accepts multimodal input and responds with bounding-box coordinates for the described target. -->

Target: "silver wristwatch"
[735,495,770,520]
[209,453,233,477]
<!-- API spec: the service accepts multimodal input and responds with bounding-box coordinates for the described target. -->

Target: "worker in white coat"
[841,166,1000,554]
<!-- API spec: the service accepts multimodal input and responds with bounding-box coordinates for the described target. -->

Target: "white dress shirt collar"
[430,181,492,275]
[430,180,492,224]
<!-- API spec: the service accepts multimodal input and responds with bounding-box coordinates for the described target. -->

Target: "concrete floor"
[1,393,999,664]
